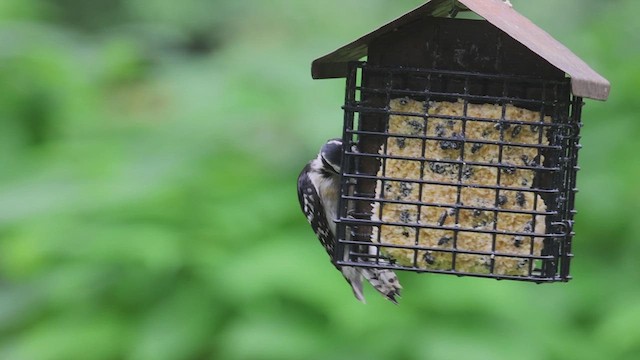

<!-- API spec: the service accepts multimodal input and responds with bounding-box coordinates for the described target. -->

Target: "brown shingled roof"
[312,0,610,101]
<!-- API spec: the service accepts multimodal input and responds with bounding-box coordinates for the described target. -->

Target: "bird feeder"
[312,0,610,282]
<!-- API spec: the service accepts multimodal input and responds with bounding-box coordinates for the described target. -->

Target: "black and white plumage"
[297,138,402,304]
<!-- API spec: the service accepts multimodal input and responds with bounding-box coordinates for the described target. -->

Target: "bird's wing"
[297,164,335,256]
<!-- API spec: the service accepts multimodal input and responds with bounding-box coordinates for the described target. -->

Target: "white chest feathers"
[309,171,340,235]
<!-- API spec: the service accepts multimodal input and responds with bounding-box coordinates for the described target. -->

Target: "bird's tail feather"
[341,266,402,304]
[362,268,402,304]
[341,266,366,303]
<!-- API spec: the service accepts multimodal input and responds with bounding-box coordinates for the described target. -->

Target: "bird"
[297,138,403,304]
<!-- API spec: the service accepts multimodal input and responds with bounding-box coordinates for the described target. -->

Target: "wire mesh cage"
[335,62,583,282]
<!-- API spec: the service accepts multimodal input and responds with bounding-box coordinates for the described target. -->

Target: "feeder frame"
[311,0,609,283]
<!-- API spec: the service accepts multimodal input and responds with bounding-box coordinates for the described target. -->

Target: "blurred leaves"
[0,0,638,359]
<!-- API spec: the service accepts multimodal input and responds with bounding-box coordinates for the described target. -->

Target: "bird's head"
[319,138,343,174]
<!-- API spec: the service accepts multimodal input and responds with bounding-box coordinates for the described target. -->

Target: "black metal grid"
[335,62,582,282]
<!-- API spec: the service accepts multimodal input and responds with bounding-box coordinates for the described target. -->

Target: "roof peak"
[312,0,609,101]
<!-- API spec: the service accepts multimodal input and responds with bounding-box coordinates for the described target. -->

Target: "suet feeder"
[311,0,610,282]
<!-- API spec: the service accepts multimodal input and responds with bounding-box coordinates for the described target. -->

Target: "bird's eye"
[399,99,408,105]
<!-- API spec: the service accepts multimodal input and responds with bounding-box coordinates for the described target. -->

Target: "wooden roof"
[312,0,610,100]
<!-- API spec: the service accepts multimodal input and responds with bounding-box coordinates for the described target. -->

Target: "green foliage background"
[0,0,638,359]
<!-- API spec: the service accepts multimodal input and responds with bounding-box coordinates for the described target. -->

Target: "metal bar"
[343,173,561,194]
[357,62,570,85]
[334,62,359,266]
[355,86,562,106]
[341,239,555,259]
[346,129,564,150]
[346,151,561,172]
[339,217,564,238]
[343,196,557,217]
[344,105,572,130]
[334,260,560,283]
